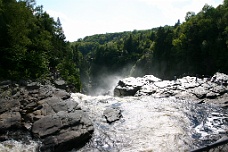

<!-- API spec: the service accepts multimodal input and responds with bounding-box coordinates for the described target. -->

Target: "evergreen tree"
[0,0,81,91]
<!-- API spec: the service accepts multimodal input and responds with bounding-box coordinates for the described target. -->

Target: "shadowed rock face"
[114,72,228,107]
[0,81,94,152]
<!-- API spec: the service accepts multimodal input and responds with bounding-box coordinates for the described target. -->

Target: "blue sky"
[36,0,224,42]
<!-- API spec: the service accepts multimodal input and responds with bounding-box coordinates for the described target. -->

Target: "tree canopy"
[70,0,227,92]
[1,0,227,93]
[0,0,81,91]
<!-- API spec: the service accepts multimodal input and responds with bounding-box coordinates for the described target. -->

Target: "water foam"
[72,93,226,151]
[0,140,40,152]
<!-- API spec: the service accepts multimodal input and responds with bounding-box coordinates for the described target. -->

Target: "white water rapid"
[0,140,40,152]
[71,93,228,152]
[0,93,227,152]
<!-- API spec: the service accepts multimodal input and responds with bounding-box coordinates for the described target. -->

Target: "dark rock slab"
[206,91,219,99]
[0,80,94,152]
[114,77,145,96]
[103,107,122,123]
[54,80,67,90]
[32,111,94,152]
[114,72,228,102]
[0,80,12,86]
[53,89,70,100]
[0,99,20,114]
[0,112,21,131]
[114,85,141,96]
[26,82,41,90]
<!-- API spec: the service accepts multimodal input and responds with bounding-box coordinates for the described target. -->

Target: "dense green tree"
[73,0,227,86]
[0,0,81,91]
[2,0,227,94]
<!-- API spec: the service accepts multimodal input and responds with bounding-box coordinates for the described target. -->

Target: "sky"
[36,0,224,42]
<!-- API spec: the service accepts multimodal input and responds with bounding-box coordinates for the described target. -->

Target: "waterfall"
[0,93,227,152]
[1,73,228,152]
[71,93,228,152]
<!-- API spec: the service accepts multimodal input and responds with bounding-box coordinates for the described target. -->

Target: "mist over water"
[1,72,228,152]
[1,93,226,152]
[82,64,148,96]
[85,74,125,96]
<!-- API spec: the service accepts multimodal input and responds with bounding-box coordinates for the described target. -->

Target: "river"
[0,93,227,152]
[72,93,228,152]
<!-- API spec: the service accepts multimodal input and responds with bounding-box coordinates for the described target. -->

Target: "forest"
[0,0,228,93]
[0,0,81,91]
[71,0,228,93]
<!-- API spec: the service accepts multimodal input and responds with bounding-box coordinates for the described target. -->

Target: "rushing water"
[71,94,228,152]
[0,94,227,152]
[0,140,40,152]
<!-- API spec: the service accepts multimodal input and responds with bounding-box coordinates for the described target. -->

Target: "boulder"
[114,77,148,96]
[0,81,94,152]
[0,98,21,132]
[54,80,67,90]
[103,107,122,123]
[0,111,21,131]
[26,82,41,90]
[114,73,228,104]
[0,80,12,86]
[114,85,140,96]
[211,72,228,85]
[0,99,20,114]
[192,87,208,99]
[32,111,93,152]
[143,75,161,83]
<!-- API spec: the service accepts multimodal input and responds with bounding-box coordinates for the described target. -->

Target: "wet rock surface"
[103,107,122,124]
[0,81,94,152]
[1,72,228,151]
[114,72,228,107]
[72,93,228,152]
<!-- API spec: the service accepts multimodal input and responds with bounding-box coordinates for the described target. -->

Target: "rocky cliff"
[0,80,94,152]
[114,72,228,107]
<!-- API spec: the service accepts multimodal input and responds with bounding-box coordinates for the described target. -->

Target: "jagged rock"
[135,84,157,96]
[26,82,41,90]
[206,91,220,99]
[103,107,122,123]
[211,72,228,85]
[0,90,23,135]
[0,99,20,114]
[143,75,161,83]
[53,89,71,100]
[154,80,174,89]
[114,85,140,96]
[211,85,227,95]
[192,87,208,99]
[0,81,94,152]
[0,112,21,131]
[114,77,148,96]
[38,85,55,100]
[0,80,12,86]
[54,80,67,90]
[114,73,228,104]
[32,111,94,152]
[37,97,80,118]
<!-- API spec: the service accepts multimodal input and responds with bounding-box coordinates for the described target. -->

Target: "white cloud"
[45,10,82,41]
[45,0,223,41]
[137,0,223,23]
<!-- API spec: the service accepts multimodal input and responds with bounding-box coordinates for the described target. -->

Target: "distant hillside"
[70,1,228,93]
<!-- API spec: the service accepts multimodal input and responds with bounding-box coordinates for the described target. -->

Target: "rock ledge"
[0,81,94,152]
